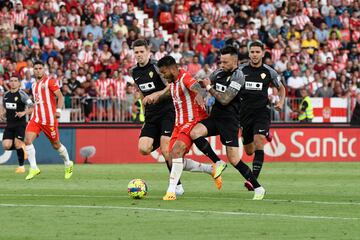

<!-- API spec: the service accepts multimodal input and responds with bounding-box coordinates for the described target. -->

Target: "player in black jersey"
[130,39,183,195]
[239,41,286,190]
[190,45,266,200]
[1,76,33,173]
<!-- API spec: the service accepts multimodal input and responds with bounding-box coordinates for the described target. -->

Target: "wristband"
[206,85,212,91]
[56,108,62,114]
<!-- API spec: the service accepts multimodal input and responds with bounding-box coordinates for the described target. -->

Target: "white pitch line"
[0,193,360,206]
[0,203,359,221]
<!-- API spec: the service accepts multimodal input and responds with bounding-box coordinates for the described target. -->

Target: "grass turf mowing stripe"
[0,203,359,221]
[1,193,360,206]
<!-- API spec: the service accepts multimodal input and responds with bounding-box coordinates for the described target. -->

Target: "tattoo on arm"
[208,87,238,105]
[190,82,207,98]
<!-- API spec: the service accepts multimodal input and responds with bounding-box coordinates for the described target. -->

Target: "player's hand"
[199,78,211,88]
[143,93,159,105]
[15,111,26,118]
[195,93,206,110]
[274,101,284,112]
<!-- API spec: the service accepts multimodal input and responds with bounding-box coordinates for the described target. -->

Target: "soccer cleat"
[64,161,74,179]
[212,160,227,179]
[213,175,223,190]
[25,168,41,180]
[162,192,176,200]
[253,186,266,200]
[266,131,273,142]
[244,180,255,191]
[15,166,26,174]
[175,184,185,196]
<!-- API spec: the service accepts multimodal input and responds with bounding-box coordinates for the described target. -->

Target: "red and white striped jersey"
[174,13,189,30]
[113,78,126,100]
[13,9,28,26]
[31,76,59,126]
[169,69,207,126]
[328,40,341,51]
[96,78,113,98]
[271,49,283,63]
[292,15,310,30]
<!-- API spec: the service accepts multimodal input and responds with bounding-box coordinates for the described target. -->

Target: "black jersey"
[131,59,174,116]
[209,67,245,119]
[239,63,282,109]
[3,89,33,126]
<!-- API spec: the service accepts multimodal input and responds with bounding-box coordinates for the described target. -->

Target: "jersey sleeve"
[228,68,245,92]
[209,69,223,84]
[183,73,198,90]
[19,89,34,107]
[269,67,282,89]
[48,78,60,92]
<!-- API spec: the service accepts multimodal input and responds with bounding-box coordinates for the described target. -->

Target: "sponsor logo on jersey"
[261,73,266,79]
[139,82,155,92]
[245,81,263,90]
[5,102,17,110]
[215,83,227,92]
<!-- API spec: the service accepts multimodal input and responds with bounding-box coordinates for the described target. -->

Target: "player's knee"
[51,141,61,150]
[2,142,12,150]
[14,142,23,149]
[138,145,152,155]
[243,145,254,155]
[254,137,265,150]
[170,146,185,159]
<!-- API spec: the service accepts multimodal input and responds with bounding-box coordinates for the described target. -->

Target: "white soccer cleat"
[253,186,266,200]
[175,184,185,196]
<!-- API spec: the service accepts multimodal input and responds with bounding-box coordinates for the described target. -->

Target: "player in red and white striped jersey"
[24,61,73,180]
[154,56,221,200]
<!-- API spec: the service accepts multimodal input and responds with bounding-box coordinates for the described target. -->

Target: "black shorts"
[200,116,240,147]
[240,107,271,145]
[2,124,26,141]
[139,110,175,150]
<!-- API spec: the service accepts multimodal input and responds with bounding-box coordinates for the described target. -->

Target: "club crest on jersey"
[245,81,263,91]
[226,76,231,82]
[149,71,154,78]
[14,96,18,101]
[139,82,155,92]
[215,83,227,92]
[260,73,266,79]
[41,84,46,88]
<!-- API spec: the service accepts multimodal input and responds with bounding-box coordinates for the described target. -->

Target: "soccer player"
[24,61,74,180]
[239,41,286,190]
[190,45,265,200]
[1,76,33,173]
[130,39,184,195]
[153,56,222,201]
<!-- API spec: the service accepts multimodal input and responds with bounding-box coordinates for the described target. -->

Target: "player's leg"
[163,139,187,200]
[14,124,27,172]
[252,109,270,178]
[138,120,158,155]
[24,121,41,180]
[225,146,265,199]
[190,119,224,165]
[42,124,74,179]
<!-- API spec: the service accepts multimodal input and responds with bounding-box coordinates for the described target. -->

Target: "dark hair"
[249,41,264,50]
[220,45,239,57]
[33,60,44,66]
[157,55,177,68]
[132,39,148,48]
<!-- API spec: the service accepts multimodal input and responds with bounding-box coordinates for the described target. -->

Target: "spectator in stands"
[174,5,191,42]
[111,31,126,59]
[154,44,167,60]
[315,78,334,97]
[350,91,360,125]
[187,55,202,76]
[82,18,102,41]
[169,44,182,63]
[149,29,164,53]
[113,17,128,38]
[297,88,314,123]
[68,70,81,95]
[21,70,35,95]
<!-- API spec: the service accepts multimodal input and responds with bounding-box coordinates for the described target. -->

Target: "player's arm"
[16,90,34,118]
[189,81,206,109]
[270,68,286,111]
[203,69,243,106]
[54,89,64,118]
[152,85,171,105]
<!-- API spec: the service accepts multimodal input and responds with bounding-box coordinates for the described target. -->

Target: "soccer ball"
[127,179,148,199]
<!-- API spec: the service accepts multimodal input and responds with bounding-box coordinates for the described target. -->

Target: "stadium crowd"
[0,0,359,122]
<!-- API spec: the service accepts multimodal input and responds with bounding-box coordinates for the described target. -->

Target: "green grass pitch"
[0,162,359,240]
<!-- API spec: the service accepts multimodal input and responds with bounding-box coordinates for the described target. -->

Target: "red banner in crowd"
[75,128,360,164]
